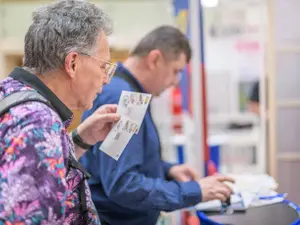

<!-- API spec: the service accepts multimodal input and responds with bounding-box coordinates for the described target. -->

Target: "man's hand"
[168,164,199,182]
[198,174,235,202]
[77,104,120,145]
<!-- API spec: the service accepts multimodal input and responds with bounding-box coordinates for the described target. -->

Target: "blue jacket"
[80,63,202,225]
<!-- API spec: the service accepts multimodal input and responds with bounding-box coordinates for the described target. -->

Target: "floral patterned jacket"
[0,67,101,225]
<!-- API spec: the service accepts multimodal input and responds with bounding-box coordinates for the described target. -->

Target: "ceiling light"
[201,0,219,8]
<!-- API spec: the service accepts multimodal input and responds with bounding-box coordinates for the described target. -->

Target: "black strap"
[0,90,90,224]
[71,128,92,149]
[0,90,51,117]
[67,154,91,179]
[67,154,91,223]
[114,72,162,158]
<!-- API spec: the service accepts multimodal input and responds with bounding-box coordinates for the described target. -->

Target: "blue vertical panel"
[176,145,185,164]
[173,0,190,111]
[199,3,205,65]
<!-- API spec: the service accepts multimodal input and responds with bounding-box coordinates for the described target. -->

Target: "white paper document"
[117,91,152,134]
[195,194,247,212]
[195,174,285,212]
[100,116,139,160]
[99,90,152,160]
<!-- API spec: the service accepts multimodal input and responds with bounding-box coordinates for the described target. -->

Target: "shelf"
[277,100,300,108]
[276,46,300,53]
[277,153,300,161]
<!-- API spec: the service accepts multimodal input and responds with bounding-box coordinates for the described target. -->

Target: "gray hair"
[23,0,113,74]
[130,25,192,63]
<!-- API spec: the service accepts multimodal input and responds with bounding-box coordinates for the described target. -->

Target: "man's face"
[70,32,112,110]
[151,52,187,96]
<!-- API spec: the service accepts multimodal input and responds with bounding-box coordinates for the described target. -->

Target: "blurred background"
[0,0,299,223]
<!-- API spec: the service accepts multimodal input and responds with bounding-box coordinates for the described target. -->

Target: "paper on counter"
[195,191,285,212]
[195,194,246,211]
[249,192,287,208]
[195,173,285,212]
[227,173,278,194]
[250,196,285,208]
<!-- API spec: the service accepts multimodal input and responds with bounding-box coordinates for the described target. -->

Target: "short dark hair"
[130,25,192,63]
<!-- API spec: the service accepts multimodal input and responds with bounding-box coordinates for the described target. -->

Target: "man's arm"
[80,88,202,211]
[74,143,87,160]
[162,161,176,180]
[0,126,67,224]
[93,127,202,212]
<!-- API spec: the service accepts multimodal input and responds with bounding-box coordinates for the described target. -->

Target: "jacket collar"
[9,67,72,122]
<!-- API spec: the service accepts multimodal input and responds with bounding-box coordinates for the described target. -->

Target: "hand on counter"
[198,174,235,202]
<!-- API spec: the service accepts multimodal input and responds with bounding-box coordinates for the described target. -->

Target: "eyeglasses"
[81,53,117,81]
[90,56,117,81]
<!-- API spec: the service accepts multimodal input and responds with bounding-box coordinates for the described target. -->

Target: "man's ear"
[146,49,162,71]
[64,52,80,79]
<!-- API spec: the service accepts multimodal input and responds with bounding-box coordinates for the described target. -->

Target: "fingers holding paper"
[77,104,121,145]
[96,104,118,114]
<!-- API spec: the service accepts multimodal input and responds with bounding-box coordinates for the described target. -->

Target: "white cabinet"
[267,0,300,204]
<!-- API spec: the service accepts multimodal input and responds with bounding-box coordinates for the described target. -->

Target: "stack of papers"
[250,192,287,208]
[195,173,285,212]
[229,173,278,194]
[100,91,152,160]
[196,194,247,212]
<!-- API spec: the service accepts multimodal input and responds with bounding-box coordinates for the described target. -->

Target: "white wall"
[0,0,175,77]
[91,0,175,49]
[0,0,175,50]
[203,1,267,115]
[0,0,267,113]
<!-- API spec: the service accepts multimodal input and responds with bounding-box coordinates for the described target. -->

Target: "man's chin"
[85,93,101,110]
[82,97,96,111]
[82,102,94,111]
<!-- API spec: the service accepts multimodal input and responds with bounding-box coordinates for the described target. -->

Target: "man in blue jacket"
[80,26,234,225]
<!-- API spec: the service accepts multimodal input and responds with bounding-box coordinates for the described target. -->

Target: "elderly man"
[80,26,234,225]
[0,0,118,224]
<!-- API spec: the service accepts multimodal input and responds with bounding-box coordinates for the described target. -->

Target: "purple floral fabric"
[0,77,100,225]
